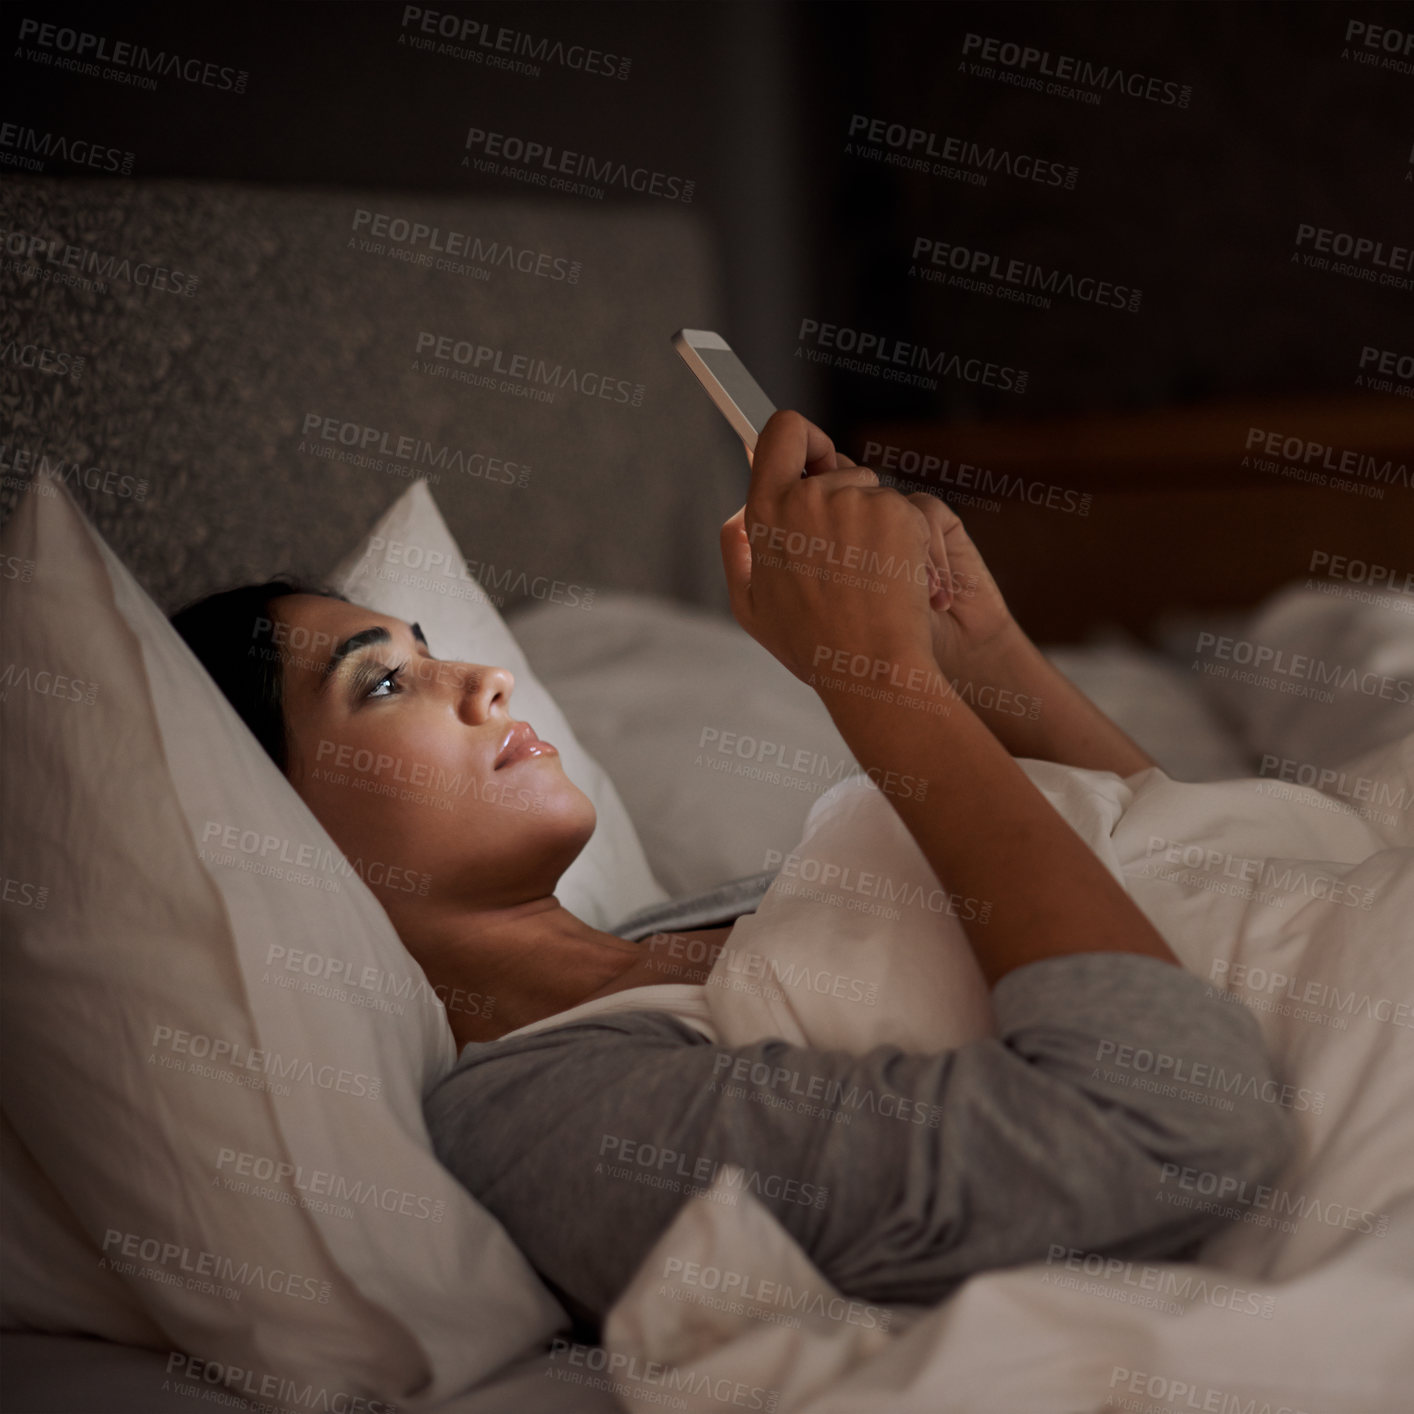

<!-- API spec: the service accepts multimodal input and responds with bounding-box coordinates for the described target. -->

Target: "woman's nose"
[452,661,514,724]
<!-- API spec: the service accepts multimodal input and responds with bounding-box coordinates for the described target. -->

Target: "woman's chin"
[518,768,597,839]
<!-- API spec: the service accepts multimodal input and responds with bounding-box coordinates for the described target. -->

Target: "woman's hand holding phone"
[719,408,1026,697]
[719,410,938,688]
[695,342,1155,784]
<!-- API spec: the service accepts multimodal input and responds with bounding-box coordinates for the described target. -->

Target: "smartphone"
[671,327,945,602]
[671,329,777,456]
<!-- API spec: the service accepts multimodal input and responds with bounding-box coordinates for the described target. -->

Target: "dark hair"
[170,576,347,773]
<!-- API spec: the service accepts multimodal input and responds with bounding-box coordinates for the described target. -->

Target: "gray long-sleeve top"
[424,953,1295,1332]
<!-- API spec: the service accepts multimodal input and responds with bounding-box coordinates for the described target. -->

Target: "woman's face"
[272,594,596,915]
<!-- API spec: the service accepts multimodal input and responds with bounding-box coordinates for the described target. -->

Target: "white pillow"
[1042,636,1254,781]
[328,480,670,929]
[1111,762,1409,1277]
[506,592,866,897]
[0,475,569,1402]
[1160,583,1414,772]
[704,772,998,1055]
[704,756,1137,1058]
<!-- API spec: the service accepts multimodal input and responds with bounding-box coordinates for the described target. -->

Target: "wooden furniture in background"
[851,395,1414,643]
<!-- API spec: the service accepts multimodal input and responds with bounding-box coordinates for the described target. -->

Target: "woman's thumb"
[719,507,755,627]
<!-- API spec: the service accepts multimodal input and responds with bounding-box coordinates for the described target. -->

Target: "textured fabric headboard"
[0,177,738,616]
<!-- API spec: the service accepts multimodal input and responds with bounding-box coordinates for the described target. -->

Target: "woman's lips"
[494,722,558,769]
[499,738,558,768]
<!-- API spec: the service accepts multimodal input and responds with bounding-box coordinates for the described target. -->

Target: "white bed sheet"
[13,584,1410,1411]
[603,806,1414,1412]
[591,586,1414,1414]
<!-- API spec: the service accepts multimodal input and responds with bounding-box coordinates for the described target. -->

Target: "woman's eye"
[365,664,406,699]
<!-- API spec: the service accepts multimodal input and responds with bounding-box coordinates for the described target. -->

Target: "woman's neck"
[391,894,631,1048]
[385,891,735,1051]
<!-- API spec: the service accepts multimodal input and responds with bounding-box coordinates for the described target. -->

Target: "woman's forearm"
[813,647,1177,986]
[952,624,1157,777]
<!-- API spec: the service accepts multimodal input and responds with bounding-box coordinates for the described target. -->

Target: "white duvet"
[601,596,1414,1413]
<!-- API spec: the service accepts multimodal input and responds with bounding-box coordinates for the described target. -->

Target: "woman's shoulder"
[449,999,711,1071]
[471,984,718,1053]
[423,1007,712,1164]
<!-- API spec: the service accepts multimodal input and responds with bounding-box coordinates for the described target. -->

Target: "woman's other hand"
[719,410,936,686]
[901,489,1023,683]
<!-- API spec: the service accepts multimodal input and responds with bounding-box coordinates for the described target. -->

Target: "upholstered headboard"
[0,176,741,616]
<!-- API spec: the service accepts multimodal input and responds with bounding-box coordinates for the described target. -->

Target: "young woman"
[173,410,1292,1336]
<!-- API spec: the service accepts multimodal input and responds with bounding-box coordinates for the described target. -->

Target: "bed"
[3,175,1411,1412]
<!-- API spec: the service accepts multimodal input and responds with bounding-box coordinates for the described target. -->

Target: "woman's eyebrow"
[318,621,430,693]
[319,627,391,691]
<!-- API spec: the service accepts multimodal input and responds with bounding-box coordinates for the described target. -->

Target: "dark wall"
[800,0,1411,424]
[5,0,1409,435]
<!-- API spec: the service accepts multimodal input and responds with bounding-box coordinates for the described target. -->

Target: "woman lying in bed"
[173,410,1292,1336]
